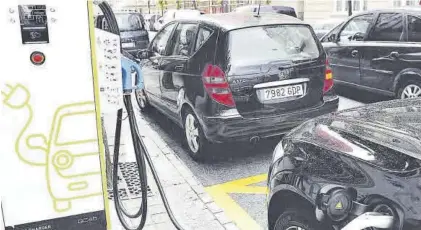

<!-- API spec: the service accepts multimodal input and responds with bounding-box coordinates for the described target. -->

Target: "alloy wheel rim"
[185,114,200,153]
[401,84,421,99]
[137,91,146,108]
[139,97,145,108]
[285,226,306,230]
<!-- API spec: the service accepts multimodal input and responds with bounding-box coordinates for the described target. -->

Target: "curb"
[136,111,240,230]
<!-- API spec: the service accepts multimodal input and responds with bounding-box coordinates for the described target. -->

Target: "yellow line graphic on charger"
[1,83,103,213]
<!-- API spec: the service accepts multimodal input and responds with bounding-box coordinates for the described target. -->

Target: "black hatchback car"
[268,98,421,230]
[137,12,339,160]
[322,9,421,99]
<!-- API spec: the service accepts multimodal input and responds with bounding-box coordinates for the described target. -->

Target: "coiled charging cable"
[97,2,186,230]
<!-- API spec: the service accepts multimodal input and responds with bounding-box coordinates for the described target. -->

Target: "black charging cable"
[97,2,186,230]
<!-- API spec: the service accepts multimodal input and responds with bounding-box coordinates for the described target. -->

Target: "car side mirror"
[350,32,364,41]
[180,49,189,56]
[327,33,337,42]
[138,49,150,59]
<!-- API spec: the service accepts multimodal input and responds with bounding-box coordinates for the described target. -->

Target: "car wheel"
[274,209,323,230]
[136,89,150,112]
[397,79,421,99]
[183,108,208,161]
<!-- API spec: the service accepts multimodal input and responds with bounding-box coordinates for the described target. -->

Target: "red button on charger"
[30,52,45,65]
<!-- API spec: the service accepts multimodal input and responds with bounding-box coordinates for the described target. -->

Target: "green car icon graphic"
[2,84,103,212]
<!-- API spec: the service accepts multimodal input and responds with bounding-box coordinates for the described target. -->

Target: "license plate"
[261,84,304,101]
[122,42,135,48]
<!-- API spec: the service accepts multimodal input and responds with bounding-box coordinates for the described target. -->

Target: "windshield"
[54,114,97,146]
[228,25,320,64]
[116,14,143,31]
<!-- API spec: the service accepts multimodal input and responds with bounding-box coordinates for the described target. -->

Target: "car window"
[408,15,421,42]
[321,22,344,42]
[101,17,109,31]
[150,23,176,56]
[116,14,144,31]
[194,27,213,52]
[228,25,320,66]
[368,13,403,42]
[338,14,374,42]
[170,23,198,57]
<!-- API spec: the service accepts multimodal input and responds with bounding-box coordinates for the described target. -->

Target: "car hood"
[285,98,421,172]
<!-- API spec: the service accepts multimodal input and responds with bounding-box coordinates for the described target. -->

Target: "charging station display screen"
[18,5,49,44]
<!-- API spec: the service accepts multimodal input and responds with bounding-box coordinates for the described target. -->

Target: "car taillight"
[323,59,334,94]
[202,64,235,107]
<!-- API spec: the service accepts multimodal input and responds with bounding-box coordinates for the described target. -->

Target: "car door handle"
[351,50,359,57]
[174,64,185,71]
[390,51,400,59]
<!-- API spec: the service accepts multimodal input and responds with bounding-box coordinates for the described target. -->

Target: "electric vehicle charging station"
[0,1,114,229]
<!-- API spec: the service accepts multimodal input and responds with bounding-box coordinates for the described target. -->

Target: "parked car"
[311,18,345,39]
[136,12,339,160]
[95,12,149,56]
[267,98,421,230]
[154,9,204,31]
[321,9,421,99]
[234,5,297,18]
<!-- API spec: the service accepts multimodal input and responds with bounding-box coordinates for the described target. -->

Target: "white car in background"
[144,13,160,31]
[154,9,204,31]
[310,18,345,39]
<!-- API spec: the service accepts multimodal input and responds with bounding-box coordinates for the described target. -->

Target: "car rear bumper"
[123,42,149,56]
[201,95,339,143]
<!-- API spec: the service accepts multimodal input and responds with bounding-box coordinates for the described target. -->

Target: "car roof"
[237,4,294,9]
[354,7,421,16]
[180,12,305,31]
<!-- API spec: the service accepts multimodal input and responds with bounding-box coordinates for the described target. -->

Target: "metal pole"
[148,0,151,14]
[348,0,352,16]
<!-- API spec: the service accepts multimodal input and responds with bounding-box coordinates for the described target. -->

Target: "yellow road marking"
[205,174,268,230]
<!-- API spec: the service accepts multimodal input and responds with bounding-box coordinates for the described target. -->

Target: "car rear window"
[228,25,320,64]
[116,14,144,31]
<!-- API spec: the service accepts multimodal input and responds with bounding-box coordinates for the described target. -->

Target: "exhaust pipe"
[250,136,260,144]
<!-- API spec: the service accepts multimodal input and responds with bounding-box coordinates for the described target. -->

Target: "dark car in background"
[322,9,421,99]
[234,5,297,18]
[267,98,421,230]
[96,12,149,56]
[136,12,339,161]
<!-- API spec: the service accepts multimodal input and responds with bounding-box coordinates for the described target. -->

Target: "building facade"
[275,0,420,22]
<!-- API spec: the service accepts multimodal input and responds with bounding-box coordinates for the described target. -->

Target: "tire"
[274,208,325,230]
[397,79,421,99]
[182,108,209,161]
[135,89,150,112]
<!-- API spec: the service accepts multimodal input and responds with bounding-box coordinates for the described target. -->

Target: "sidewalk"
[102,108,239,230]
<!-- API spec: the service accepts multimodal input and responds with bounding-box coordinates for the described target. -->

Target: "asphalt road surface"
[143,30,393,229]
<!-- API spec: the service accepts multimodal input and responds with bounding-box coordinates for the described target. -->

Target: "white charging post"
[0,1,116,229]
